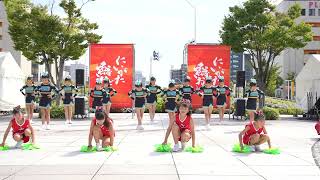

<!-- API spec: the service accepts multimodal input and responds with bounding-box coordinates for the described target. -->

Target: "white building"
[275,0,320,79]
[0,0,31,76]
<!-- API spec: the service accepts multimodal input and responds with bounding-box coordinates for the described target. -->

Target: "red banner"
[89,44,134,108]
[187,44,231,108]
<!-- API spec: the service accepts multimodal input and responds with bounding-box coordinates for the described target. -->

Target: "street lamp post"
[184,0,197,42]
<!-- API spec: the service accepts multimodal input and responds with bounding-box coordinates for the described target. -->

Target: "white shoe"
[205,124,211,130]
[41,124,46,130]
[181,142,186,151]
[68,120,72,124]
[46,124,50,130]
[136,125,144,130]
[173,143,180,152]
[15,141,23,148]
[29,119,33,124]
[96,143,103,151]
[254,145,262,152]
[65,121,69,125]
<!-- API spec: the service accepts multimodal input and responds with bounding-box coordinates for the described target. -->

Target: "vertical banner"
[187,44,231,108]
[90,44,134,108]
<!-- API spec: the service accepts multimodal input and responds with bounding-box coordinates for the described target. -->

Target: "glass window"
[309,9,316,16]
[301,9,306,16]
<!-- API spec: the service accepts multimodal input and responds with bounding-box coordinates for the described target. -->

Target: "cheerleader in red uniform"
[238,111,271,152]
[171,99,196,152]
[315,120,320,135]
[0,106,36,148]
[87,108,115,151]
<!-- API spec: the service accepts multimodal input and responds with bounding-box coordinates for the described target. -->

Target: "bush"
[263,107,280,120]
[38,105,65,119]
[265,97,304,115]
[156,97,165,113]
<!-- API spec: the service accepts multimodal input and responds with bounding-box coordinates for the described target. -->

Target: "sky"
[33,0,247,86]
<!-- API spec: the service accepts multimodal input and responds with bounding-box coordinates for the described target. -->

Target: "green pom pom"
[21,143,40,150]
[263,148,280,155]
[185,146,204,153]
[0,145,10,151]
[154,144,172,152]
[103,146,118,152]
[232,144,252,153]
[80,146,97,152]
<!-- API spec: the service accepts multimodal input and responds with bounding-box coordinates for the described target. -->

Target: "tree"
[220,0,312,91]
[4,0,102,103]
[265,65,283,96]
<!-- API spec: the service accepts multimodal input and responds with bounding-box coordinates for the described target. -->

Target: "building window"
[301,9,306,16]
[309,9,316,16]
[313,36,320,41]
[304,50,320,54]
[306,22,320,27]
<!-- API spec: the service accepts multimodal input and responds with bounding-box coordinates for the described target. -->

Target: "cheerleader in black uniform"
[128,80,149,130]
[214,76,232,123]
[179,76,195,103]
[197,77,215,130]
[245,79,264,122]
[20,75,36,123]
[146,77,162,122]
[36,72,59,130]
[90,78,106,111]
[60,75,78,125]
[102,77,117,116]
[161,81,181,145]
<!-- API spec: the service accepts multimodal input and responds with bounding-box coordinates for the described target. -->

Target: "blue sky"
[33,0,247,86]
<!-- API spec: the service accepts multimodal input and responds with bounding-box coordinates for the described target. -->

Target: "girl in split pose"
[128,80,149,130]
[60,75,78,125]
[197,77,215,130]
[87,109,115,151]
[102,77,117,116]
[238,111,271,152]
[0,106,36,148]
[146,77,162,122]
[161,81,181,145]
[20,75,36,123]
[36,72,59,130]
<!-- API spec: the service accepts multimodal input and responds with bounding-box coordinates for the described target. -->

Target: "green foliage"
[263,107,280,120]
[4,0,102,91]
[266,66,283,96]
[265,97,303,115]
[39,105,65,118]
[220,0,313,91]
[156,97,165,113]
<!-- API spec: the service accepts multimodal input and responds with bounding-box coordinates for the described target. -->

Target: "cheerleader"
[102,77,117,116]
[128,80,149,130]
[238,111,271,152]
[197,77,215,130]
[88,109,115,151]
[161,81,181,145]
[60,75,78,125]
[90,78,106,111]
[0,106,36,148]
[171,99,196,152]
[146,77,162,122]
[20,75,36,123]
[36,72,59,130]
[245,79,264,122]
[214,76,232,122]
[179,76,195,103]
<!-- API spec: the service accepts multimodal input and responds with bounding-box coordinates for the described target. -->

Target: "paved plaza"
[0,113,319,180]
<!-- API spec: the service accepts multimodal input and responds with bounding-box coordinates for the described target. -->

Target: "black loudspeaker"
[235,99,246,116]
[236,71,245,87]
[76,69,85,86]
[75,97,85,115]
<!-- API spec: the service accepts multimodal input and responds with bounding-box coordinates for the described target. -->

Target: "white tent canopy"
[296,54,320,112]
[0,52,25,111]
